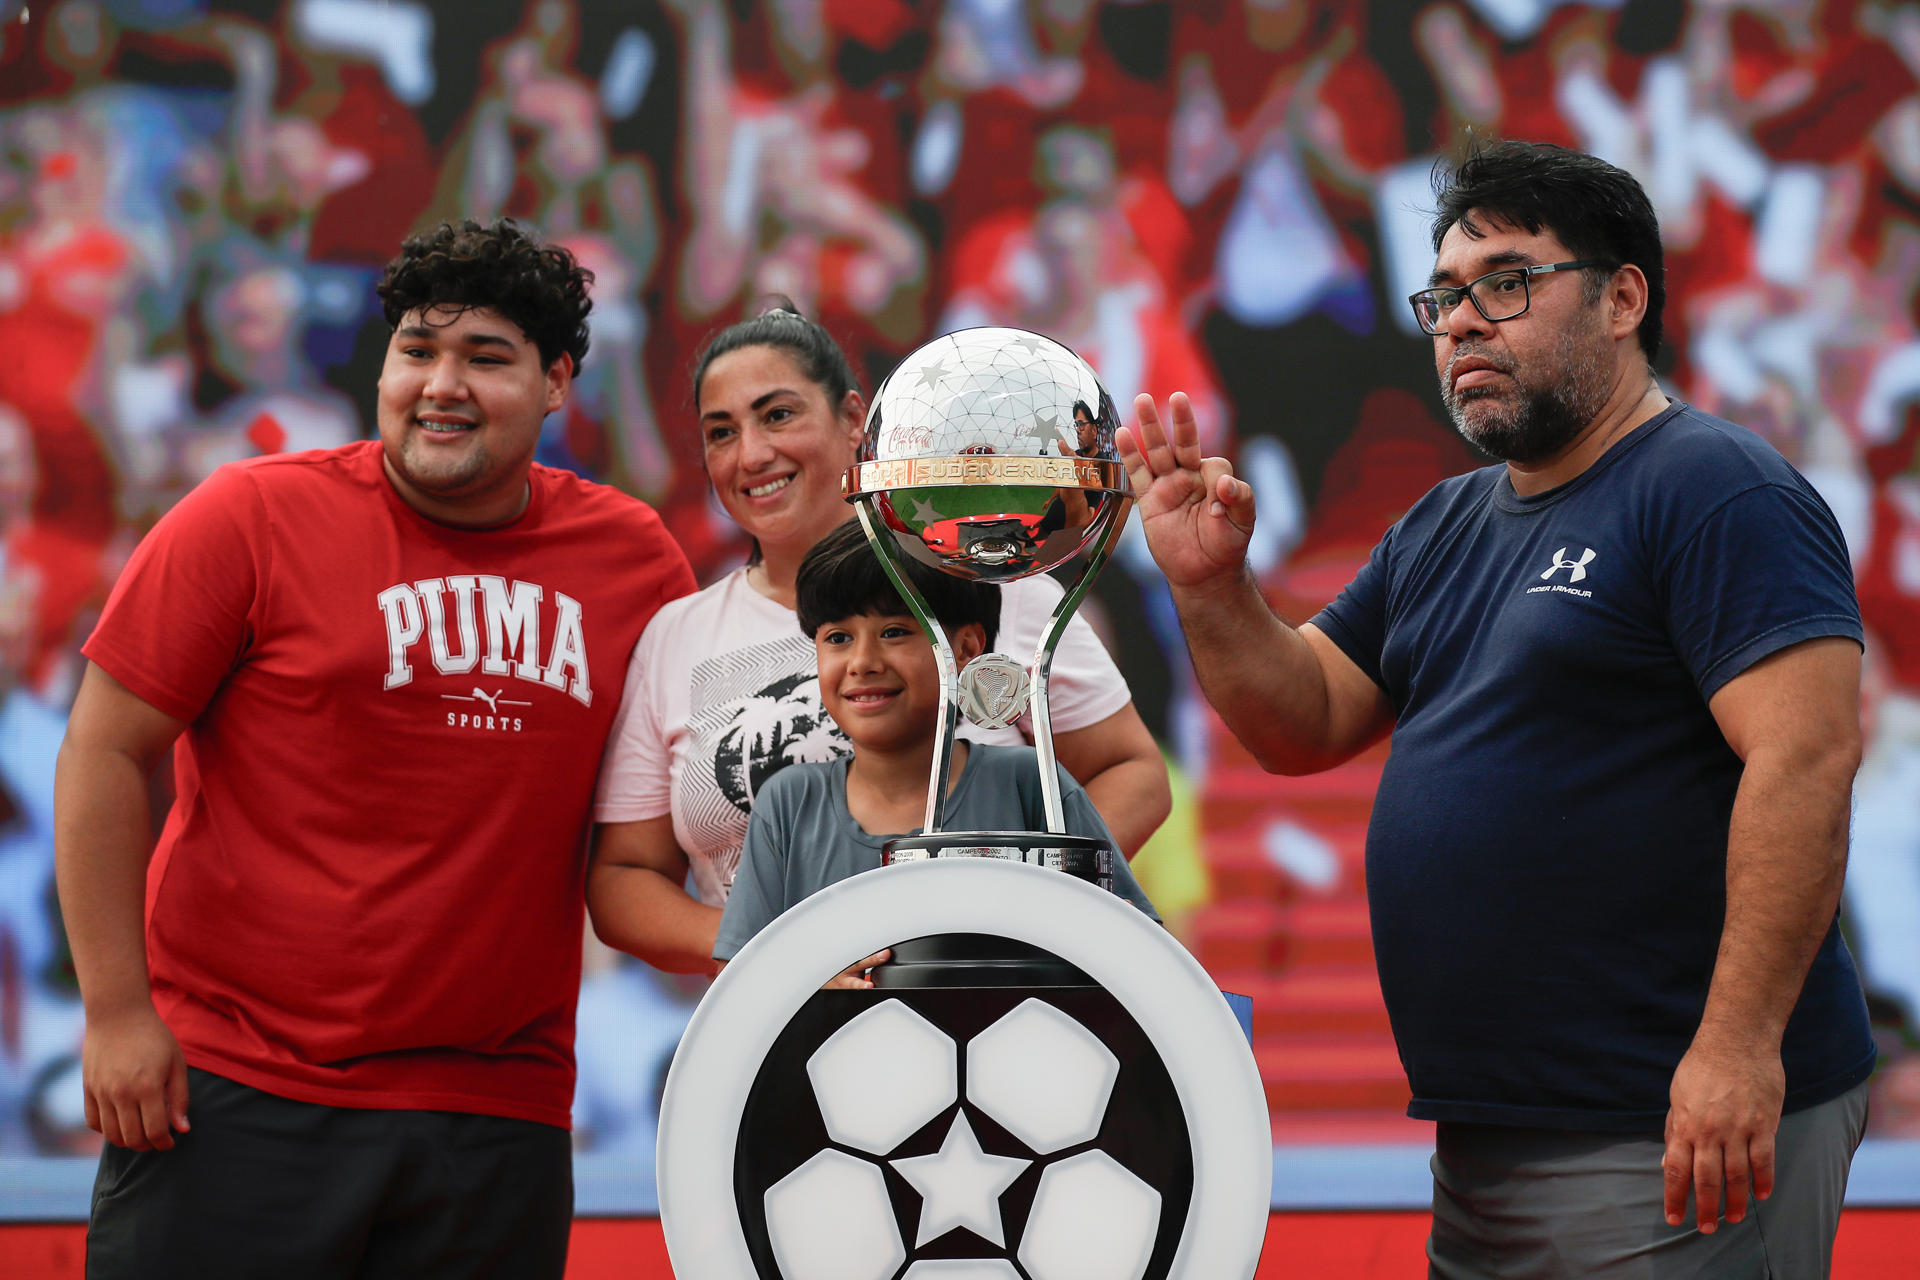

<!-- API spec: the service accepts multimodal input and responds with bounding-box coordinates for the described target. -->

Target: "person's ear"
[1607,264,1649,343]
[951,622,988,668]
[545,351,574,413]
[840,389,867,452]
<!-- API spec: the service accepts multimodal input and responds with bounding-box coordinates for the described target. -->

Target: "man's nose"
[422,356,470,402]
[1442,292,1494,341]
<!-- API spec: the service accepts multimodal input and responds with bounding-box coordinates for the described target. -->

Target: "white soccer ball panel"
[1018,1150,1162,1280]
[763,1150,905,1280]
[808,999,959,1154]
[966,997,1119,1154]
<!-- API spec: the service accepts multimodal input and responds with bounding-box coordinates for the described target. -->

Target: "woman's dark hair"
[690,299,859,414]
[378,219,592,372]
[1430,139,1666,361]
[796,519,1000,650]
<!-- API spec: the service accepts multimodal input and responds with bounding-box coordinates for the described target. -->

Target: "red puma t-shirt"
[84,441,695,1127]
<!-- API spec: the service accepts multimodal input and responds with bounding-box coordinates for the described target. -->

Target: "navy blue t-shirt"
[1313,403,1876,1131]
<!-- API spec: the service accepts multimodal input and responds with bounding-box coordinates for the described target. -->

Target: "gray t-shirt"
[714,743,1159,960]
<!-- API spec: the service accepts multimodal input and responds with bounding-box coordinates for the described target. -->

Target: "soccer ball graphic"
[758,997,1167,1280]
[658,860,1271,1280]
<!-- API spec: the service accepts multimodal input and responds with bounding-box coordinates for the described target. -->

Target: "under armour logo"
[1541,547,1597,583]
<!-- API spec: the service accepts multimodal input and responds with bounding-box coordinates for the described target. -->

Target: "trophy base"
[880,831,1113,887]
[871,933,1093,987]
[873,833,1113,988]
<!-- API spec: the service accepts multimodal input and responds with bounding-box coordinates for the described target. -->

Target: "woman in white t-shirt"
[588,309,1170,973]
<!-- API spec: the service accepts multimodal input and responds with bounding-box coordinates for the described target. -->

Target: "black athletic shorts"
[86,1067,572,1279]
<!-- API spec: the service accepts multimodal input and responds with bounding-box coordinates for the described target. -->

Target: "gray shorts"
[1427,1080,1869,1280]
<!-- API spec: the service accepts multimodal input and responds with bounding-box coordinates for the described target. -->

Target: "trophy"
[842,327,1133,985]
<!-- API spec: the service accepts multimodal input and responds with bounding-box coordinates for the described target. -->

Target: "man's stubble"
[1440,311,1615,466]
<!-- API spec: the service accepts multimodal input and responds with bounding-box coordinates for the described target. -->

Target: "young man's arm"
[1051,703,1170,857]
[54,663,191,1152]
[1664,636,1862,1234]
[586,817,722,975]
[1120,393,1394,774]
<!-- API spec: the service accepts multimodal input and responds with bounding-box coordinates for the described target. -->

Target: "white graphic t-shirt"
[593,567,1131,904]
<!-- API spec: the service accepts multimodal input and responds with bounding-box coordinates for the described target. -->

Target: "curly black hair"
[377,219,593,372]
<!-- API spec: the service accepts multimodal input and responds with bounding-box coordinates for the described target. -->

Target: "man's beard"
[1439,323,1613,465]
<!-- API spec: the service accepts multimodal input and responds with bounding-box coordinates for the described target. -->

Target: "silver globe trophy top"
[843,326,1132,845]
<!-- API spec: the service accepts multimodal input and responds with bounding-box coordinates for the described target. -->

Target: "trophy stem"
[855,500,960,834]
[1027,506,1130,834]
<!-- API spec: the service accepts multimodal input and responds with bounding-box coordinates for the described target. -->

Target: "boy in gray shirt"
[714,521,1157,970]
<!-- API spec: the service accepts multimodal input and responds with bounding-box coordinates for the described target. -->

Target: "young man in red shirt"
[55,219,695,1278]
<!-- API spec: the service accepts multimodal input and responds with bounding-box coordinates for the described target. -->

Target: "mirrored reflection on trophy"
[842,326,1134,986]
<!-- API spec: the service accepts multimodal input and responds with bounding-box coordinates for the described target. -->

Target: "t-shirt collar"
[370,442,547,534]
[1490,401,1686,514]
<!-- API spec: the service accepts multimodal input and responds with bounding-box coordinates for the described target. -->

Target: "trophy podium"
[842,327,1132,986]
[658,859,1274,1280]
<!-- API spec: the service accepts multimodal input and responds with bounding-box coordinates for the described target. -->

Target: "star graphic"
[909,495,942,526]
[917,360,950,390]
[889,1112,1031,1248]
[1009,333,1046,357]
[1033,412,1060,442]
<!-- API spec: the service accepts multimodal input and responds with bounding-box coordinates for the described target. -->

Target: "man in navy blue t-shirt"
[1121,140,1874,1278]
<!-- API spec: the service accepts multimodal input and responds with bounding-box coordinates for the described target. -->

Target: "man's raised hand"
[1116,392,1255,591]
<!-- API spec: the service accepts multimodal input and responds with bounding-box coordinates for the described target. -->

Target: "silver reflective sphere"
[844,327,1130,583]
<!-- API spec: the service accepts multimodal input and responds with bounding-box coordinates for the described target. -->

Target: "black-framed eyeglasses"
[1408,260,1612,335]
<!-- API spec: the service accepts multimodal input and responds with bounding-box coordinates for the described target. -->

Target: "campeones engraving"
[848,455,1123,494]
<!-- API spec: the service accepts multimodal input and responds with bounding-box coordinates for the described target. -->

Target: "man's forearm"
[1170,568,1358,775]
[1696,750,1855,1051]
[53,743,162,1019]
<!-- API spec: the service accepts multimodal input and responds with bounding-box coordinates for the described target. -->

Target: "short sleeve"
[988,573,1130,736]
[1309,528,1394,695]
[593,612,677,822]
[1661,482,1863,700]
[82,463,268,722]
[712,774,795,961]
